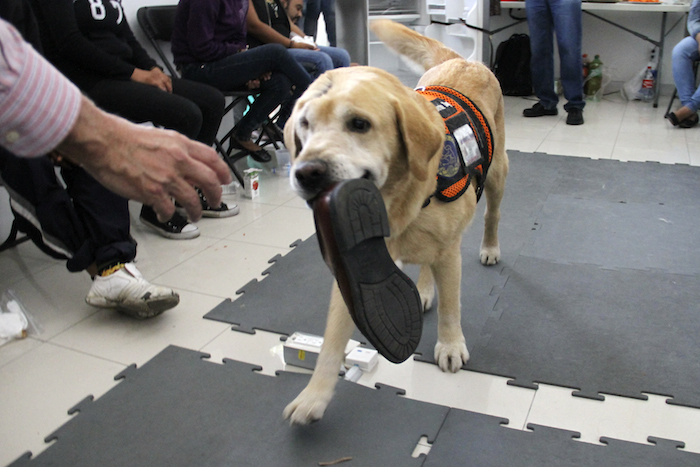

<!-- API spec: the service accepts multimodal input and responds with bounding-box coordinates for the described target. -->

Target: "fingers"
[186,140,232,186]
[164,180,203,222]
[150,195,179,223]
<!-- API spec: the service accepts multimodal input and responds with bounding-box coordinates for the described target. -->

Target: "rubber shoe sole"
[312,178,422,363]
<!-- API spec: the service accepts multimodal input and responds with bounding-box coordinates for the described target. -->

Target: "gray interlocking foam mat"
[11,346,700,466]
[205,151,700,408]
[422,410,699,467]
[10,345,448,467]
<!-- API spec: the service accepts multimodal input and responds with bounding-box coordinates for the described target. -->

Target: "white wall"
[487,6,688,91]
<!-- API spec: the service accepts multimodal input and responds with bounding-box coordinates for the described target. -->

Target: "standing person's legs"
[303,0,321,40]
[321,0,337,47]
[526,0,558,110]
[552,0,585,111]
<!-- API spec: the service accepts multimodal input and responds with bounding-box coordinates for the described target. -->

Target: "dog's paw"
[434,340,469,373]
[283,388,332,425]
[479,245,501,266]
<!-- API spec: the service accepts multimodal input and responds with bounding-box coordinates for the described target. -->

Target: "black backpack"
[493,34,533,96]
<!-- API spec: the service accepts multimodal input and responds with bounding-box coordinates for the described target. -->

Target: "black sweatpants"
[87,77,225,146]
[0,149,136,273]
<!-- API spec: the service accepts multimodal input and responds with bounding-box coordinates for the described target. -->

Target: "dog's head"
[285,67,444,203]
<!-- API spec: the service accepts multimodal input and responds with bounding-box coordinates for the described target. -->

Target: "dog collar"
[415,85,493,206]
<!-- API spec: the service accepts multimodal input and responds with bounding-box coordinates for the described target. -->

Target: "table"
[499,1,690,107]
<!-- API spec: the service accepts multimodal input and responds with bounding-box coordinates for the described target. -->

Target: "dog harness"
[416,85,493,204]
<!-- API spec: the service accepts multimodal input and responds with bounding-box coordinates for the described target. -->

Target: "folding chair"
[137,5,284,185]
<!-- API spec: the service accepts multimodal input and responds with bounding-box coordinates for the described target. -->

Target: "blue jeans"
[181,44,311,138]
[526,0,585,111]
[288,46,350,80]
[303,0,337,46]
[672,36,700,113]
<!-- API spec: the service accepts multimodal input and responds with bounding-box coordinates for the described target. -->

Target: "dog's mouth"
[294,160,375,201]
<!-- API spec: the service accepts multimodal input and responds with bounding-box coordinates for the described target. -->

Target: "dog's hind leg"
[479,164,506,265]
[416,264,435,311]
[283,284,355,425]
[432,245,469,372]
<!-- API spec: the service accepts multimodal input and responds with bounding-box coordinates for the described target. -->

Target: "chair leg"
[665,88,677,117]
[214,139,245,186]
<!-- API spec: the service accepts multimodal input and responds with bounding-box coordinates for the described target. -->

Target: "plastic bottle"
[640,66,655,102]
[582,54,590,80]
[585,55,603,100]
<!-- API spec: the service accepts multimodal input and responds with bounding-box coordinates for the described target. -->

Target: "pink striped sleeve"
[0,19,82,157]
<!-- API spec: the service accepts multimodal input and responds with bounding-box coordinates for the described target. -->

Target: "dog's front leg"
[432,249,469,372]
[283,283,355,425]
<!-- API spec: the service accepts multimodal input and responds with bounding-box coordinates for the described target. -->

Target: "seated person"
[668,0,700,128]
[172,0,311,161]
[0,149,179,319]
[29,0,237,241]
[247,0,350,81]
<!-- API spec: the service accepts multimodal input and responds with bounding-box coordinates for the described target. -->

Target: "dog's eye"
[349,118,371,133]
[299,117,309,129]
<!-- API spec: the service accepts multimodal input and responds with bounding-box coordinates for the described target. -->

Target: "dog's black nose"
[294,160,330,192]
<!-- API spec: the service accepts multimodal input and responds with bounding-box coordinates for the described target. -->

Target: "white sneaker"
[86,263,179,319]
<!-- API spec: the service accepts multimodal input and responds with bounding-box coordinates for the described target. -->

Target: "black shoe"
[198,189,240,218]
[667,112,699,129]
[230,139,273,163]
[523,102,558,117]
[566,108,584,125]
[311,179,423,364]
[139,205,199,240]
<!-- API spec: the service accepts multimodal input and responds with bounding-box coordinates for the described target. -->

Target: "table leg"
[654,12,668,108]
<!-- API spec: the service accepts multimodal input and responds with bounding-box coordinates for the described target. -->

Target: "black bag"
[493,34,533,96]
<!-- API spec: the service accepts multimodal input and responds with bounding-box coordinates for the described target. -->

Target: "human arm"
[246,0,317,50]
[289,22,306,39]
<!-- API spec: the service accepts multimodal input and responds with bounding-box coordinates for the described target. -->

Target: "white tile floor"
[2,92,700,465]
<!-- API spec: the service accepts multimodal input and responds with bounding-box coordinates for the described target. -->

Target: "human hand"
[131,67,173,93]
[57,96,231,222]
[291,41,318,51]
[246,79,261,89]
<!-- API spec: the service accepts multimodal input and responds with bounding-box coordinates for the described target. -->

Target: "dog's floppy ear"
[391,92,443,181]
[283,108,303,158]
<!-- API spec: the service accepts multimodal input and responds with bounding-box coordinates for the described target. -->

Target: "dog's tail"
[370,19,462,72]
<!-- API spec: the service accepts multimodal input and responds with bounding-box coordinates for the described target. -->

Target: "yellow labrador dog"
[283,20,509,425]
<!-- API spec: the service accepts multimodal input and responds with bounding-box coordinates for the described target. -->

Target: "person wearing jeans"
[172,0,311,161]
[523,0,585,125]
[248,0,350,81]
[667,0,700,128]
